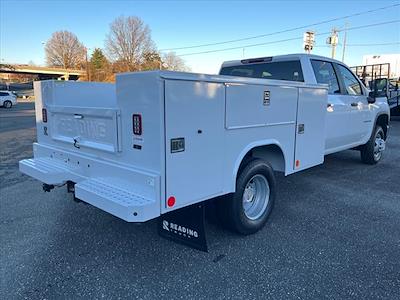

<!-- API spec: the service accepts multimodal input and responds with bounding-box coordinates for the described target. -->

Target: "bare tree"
[45,31,86,69]
[105,16,155,72]
[162,52,190,72]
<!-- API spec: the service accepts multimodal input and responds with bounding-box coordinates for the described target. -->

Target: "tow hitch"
[67,181,83,203]
[42,184,54,192]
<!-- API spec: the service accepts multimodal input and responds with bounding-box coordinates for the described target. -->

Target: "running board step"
[19,157,77,185]
[75,178,159,222]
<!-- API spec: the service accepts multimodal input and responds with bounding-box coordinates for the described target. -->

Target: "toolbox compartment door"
[164,79,225,210]
[294,87,327,171]
[49,106,121,153]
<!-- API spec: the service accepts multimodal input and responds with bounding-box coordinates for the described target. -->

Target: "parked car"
[0,91,17,108]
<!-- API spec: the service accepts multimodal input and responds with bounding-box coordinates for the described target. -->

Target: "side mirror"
[367,91,376,104]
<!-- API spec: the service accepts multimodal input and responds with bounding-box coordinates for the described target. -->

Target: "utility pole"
[341,23,348,62]
[326,28,339,59]
[85,47,91,81]
[303,31,315,54]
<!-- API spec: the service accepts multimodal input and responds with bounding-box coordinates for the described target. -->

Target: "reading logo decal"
[162,220,199,238]
[162,220,170,231]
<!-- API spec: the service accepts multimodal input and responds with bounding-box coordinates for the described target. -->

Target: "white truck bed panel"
[49,106,121,153]
[165,80,225,210]
[225,84,297,129]
[294,87,327,170]
[21,70,328,222]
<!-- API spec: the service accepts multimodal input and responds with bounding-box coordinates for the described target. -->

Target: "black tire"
[360,125,385,165]
[217,159,276,235]
[3,100,12,108]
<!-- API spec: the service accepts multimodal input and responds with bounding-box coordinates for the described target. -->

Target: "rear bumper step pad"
[75,178,158,222]
[19,158,160,222]
[19,157,77,185]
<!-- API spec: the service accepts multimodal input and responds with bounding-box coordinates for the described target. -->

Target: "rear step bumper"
[20,157,78,185]
[19,145,161,222]
[75,178,157,222]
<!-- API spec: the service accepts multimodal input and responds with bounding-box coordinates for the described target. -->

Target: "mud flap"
[158,203,208,252]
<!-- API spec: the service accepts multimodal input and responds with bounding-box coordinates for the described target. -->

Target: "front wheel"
[360,125,385,164]
[3,100,12,108]
[217,159,276,235]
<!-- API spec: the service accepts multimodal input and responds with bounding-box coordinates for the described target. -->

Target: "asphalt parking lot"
[1,102,399,299]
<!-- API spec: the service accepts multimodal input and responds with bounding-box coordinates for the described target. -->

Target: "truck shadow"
[391,115,400,122]
[22,118,400,297]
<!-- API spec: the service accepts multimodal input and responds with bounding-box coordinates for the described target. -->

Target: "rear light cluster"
[132,114,142,135]
[42,108,47,123]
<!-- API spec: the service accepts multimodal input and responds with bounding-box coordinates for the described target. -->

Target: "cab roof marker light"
[241,57,272,64]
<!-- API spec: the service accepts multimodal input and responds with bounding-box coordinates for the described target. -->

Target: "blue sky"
[1,0,399,74]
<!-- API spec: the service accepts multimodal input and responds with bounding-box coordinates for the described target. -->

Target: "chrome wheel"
[373,128,385,161]
[4,101,12,108]
[242,174,270,220]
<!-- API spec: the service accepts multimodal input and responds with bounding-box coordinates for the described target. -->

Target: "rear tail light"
[132,114,142,135]
[42,108,47,123]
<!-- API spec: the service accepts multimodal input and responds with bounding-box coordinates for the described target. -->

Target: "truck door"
[310,60,354,152]
[164,79,225,211]
[334,63,372,144]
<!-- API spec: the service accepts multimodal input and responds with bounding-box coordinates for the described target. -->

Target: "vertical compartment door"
[294,87,327,171]
[164,80,225,211]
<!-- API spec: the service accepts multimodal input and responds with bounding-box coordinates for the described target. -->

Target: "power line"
[315,41,400,48]
[178,20,400,56]
[346,42,400,47]
[179,36,305,56]
[160,3,399,51]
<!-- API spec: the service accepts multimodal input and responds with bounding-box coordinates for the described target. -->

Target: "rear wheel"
[360,125,385,164]
[3,100,12,108]
[217,159,276,235]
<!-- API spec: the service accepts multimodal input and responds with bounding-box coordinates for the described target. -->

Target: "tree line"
[44,16,189,81]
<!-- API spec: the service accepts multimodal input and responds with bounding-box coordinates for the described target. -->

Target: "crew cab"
[19,54,390,238]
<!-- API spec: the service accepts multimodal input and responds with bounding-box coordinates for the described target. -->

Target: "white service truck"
[20,54,390,241]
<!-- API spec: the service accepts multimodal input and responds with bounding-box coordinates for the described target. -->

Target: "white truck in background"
[19,54,390,244]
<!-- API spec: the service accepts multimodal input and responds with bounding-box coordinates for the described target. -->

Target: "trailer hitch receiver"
[42,183,54,192]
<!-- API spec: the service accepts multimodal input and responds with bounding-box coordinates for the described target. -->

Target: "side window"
[259,61,304,82]
[336,64,362,95]
[219,60,304,82]
[0,92,9,96]
[311,60,340,94]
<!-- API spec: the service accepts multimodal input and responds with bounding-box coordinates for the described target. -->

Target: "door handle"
[351,102,358,107]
